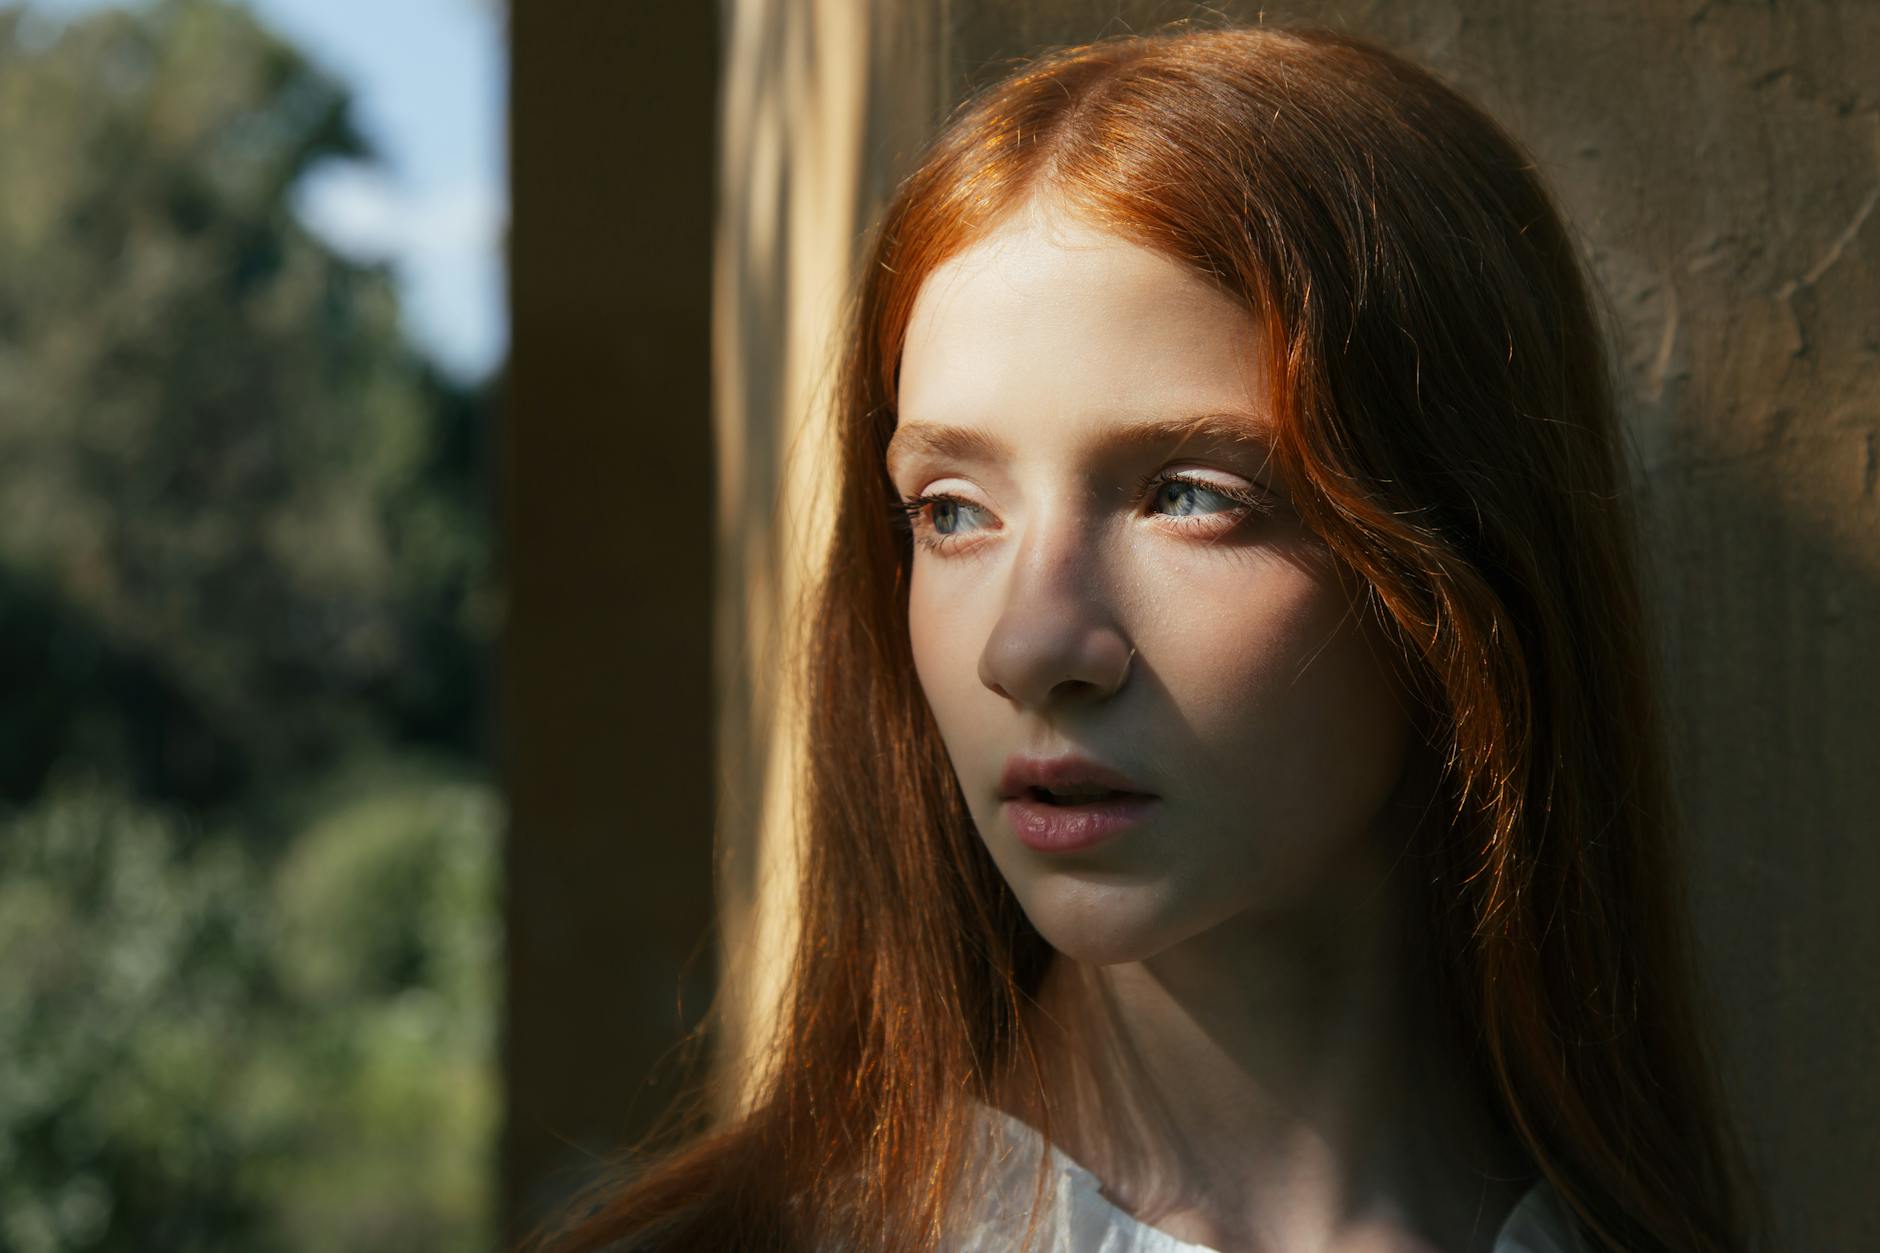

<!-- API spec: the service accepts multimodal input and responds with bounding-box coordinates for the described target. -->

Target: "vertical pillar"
[504,0,719,1240]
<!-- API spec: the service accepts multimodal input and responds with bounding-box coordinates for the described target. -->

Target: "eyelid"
[908,474,985,499]
[1152,455,1272,488]
[1150,465,1246,490]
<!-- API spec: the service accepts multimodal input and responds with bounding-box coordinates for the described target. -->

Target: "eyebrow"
[884,411,1274,476]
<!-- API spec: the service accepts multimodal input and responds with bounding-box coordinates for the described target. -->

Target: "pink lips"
[997,753,1158,853]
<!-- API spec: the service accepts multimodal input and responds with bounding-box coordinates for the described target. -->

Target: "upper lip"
[998,753,1154,800]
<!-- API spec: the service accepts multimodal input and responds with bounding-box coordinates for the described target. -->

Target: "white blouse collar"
[955,1102,1588,1253]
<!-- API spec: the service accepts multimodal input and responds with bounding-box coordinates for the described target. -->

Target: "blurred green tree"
[0,1,502,1249]
[0,0,495,815]
[0,769,501,1252]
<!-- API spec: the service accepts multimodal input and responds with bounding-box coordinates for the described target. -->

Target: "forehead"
[894,202,1269,443]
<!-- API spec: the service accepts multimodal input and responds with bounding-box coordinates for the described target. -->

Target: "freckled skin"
[892,201,1415,967]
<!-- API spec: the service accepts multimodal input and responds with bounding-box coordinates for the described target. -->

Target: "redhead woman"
[527,23,1763,1253]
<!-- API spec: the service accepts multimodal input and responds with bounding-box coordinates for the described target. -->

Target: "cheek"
[1153,559,1410,833]
[907,564,978,737]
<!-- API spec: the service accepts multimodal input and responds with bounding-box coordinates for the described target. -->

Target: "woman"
[528,23,1763,1253]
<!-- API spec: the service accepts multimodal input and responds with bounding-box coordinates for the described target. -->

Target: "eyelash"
[889,470,1273,556]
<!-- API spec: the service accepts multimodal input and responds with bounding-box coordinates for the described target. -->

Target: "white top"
[948,1104,1589,1253]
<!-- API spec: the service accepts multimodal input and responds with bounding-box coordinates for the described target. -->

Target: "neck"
[998,866,1533,1252]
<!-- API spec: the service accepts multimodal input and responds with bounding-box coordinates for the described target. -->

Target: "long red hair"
[527,24,1763,1252]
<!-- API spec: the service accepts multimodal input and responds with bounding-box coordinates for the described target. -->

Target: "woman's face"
[888,201,1419,966]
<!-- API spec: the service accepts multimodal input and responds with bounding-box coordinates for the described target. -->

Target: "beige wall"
[712,2,1880,1248]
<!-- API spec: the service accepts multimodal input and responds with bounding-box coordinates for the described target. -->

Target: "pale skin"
[886,197,1535,1252]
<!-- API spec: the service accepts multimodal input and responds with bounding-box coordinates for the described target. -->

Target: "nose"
[976,516,1136,710]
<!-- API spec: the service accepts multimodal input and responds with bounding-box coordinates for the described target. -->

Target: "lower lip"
[1002,794,1158,853]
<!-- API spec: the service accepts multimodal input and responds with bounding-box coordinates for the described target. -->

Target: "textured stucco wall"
[711,2,1878,1247]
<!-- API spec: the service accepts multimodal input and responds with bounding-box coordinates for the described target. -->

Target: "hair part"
[527,23,1765,1253]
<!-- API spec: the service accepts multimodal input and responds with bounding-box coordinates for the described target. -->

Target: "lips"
[1024,785,1132,804]
[997,755,1159,853]
[997,753,1152,803]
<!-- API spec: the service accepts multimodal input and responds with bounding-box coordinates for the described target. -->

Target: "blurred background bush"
[0,0,502,1247]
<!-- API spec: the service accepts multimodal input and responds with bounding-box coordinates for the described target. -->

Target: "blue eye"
[1152,478,1239,517]
[1138,470,1273,538]
[892,492,994,553]
[930,497,987,534]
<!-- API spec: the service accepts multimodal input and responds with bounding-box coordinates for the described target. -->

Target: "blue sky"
[33,0,507,382]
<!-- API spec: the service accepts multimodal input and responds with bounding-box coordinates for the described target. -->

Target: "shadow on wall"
[1574,21,1880,1242]
[1631,341,1880,1253]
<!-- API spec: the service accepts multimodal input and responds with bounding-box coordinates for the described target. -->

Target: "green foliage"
[0,770,501,1252]
[259,764,501,1249]
[0,0,503,1248]
[0,0,495,811]
[0,785,269,1252]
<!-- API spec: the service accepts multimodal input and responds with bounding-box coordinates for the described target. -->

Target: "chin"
[1014,877,1209,967]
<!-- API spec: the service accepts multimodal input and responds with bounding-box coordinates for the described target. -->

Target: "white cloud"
[294,161,507,381]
